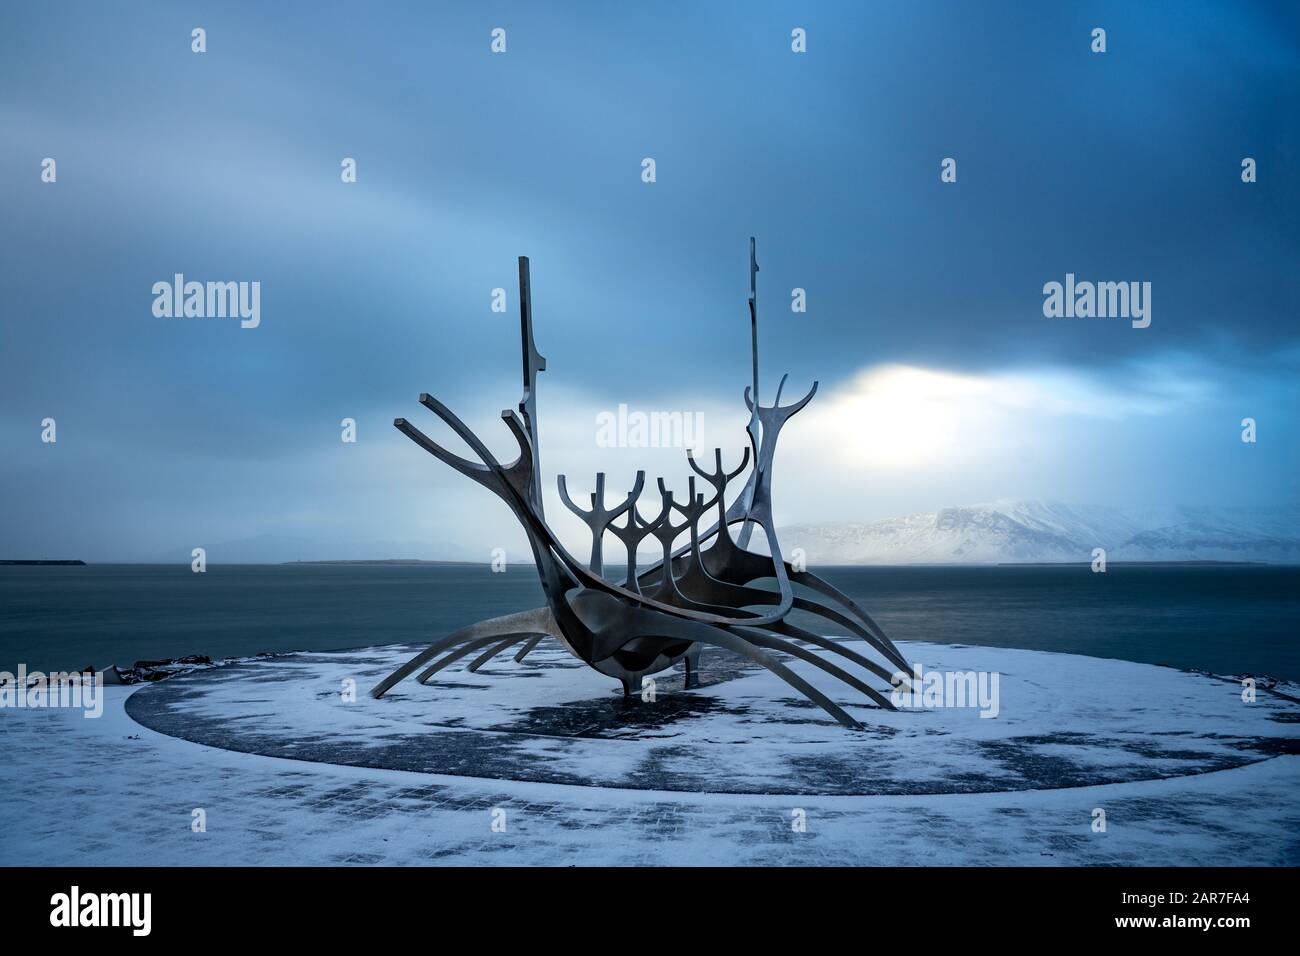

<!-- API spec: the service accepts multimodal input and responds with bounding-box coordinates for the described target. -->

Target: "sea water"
[1,563,1296,680]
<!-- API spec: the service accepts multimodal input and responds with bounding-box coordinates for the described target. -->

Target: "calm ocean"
[1,564,1296,680]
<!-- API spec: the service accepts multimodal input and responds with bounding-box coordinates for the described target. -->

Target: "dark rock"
[110,655,216,684]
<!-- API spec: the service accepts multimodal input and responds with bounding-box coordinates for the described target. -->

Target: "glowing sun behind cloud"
[796,365,1008,470]
[787,361,1204,476]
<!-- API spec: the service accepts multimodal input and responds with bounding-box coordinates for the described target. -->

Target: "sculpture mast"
[748,236,760,417]
[517,256,547,517]
[737,237,762,547]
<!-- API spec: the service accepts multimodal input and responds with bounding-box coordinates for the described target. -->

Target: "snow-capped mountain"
[774,500,1300,565]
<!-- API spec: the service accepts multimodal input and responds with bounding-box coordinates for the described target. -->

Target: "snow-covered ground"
[121,639,1299,795]
[2,640,1297,866]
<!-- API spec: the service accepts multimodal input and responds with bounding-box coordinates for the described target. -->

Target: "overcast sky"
[1,0,1297,562]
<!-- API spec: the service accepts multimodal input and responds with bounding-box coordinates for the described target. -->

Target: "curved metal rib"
[513,634,546,663]
[564,589,863,730]
[767,620,901,686]
[680,627,864,731]
[418,633,538,684]
[733,626,896,710]
[789,567,908,660]
[467,635,535,673]
[370,606,559,699]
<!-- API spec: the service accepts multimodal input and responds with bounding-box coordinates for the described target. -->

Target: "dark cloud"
[1,1,1296,558]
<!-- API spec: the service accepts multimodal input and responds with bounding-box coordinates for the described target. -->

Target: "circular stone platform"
[125,639,1300,796]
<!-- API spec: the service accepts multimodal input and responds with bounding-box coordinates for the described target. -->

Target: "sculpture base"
[124,639,1298,796]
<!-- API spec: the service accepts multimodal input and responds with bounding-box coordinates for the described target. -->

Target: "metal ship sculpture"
[371,240,912,729]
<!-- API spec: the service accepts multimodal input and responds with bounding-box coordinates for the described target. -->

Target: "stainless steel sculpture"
[371,241,912,729]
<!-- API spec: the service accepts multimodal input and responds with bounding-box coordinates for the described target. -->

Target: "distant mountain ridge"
[147,502,1300,566]
[775,500,1300,565]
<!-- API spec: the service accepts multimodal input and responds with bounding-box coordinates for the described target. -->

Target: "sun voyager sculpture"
[372,240,913,729]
